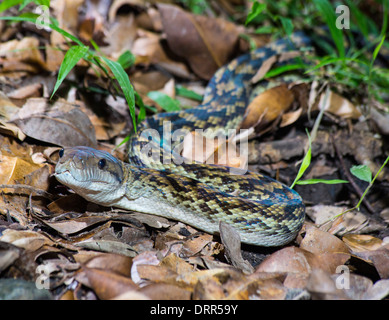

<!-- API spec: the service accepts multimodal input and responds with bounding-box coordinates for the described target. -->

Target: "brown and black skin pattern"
[55,33,310,246]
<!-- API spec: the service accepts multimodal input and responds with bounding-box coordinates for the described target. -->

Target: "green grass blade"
[279,16,294,36]
[117,50,135,70]
[313,0,345,58]
[51,45,89,98]
[175,85,203,102]
[290,131,312,189]
[0,0,22,12]
[101,56,136,129]
[296,179,349,185]
[245,2,266,26]
[0,15,84,46]
[147,91,181,112]
[265,63,307,79]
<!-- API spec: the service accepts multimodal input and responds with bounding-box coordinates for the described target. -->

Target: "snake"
[54,33,310,247]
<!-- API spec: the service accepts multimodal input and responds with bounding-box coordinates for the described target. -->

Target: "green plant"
[290,131,349,189]
[0,4,138,128]
[245,0,389,105]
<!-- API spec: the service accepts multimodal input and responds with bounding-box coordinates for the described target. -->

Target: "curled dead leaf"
[11,98,97,148]
[239,84,295,131]
[158,4,241,79]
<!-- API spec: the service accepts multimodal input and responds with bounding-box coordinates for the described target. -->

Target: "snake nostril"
[59,148,64,158]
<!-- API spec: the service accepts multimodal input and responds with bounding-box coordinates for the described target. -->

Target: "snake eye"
[98,158,106,170]
[59,148,64,158]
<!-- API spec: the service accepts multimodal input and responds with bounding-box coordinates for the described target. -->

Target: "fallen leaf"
[306,268,348,300]
[0,38,46,71]
[76,267,138,300]
[42,216,111,235]
[342,234,384,252]
[362,279,389,300]
[0,229,54,251]
[11,98,97,148]
[318,90,361,119]
[299,224,350,255]
[354,247,389,279]
[138,283,191,300]
[239,84,295,130]
[219,221,254,274]
[0,154,43,186]
[85,253,133,277]
[181,130,247,169]
[158,3,241,79]
[0,91,26,140]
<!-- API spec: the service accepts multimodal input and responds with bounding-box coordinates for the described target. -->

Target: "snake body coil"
[55,34,309,246]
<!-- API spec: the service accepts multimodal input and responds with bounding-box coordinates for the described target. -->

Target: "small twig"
[331,136,375,214]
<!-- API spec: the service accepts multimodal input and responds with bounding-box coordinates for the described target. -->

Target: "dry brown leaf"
[100,14,137,60]
[160,253,194,274]
[280,107,303,127]
[0,91,26,140]
[181,130,246,169]
[131,33,192,79]
[11,98,97,148]
[318,90,361,119]
[181,234,214,257]
[219,221,254,274]
[240,84,295,130]
[0,229,54,252]
[139,283,191,300]
[42,216,111,235]
[250,55,278,83]
[306,268,348,300]
[353,247,389,279]
[255,246,316,276]
[85,253,133,277]
[136,264,178,284]
[76,267,138,300]
[0,154,43,186]
[0,38,46,71]
[299,224,350,255]
[342,234,384,252]
[158,3,241,79]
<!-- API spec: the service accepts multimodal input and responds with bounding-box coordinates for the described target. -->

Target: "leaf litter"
[0,0,388,300]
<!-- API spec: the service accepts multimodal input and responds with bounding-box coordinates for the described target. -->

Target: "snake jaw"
[55,146,127,206]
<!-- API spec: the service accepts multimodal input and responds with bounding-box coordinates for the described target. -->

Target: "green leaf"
[371,35,386,64]
[117,50,135,70]
[254,25,276,34]
[175,85,203,101]
[51,45,89,99]
[101,56,136,129]
[135,92,146,124]
[245,2,266,26]
[290,131,312,188]
[350,165,372,183]
[296,179,349,185]
[147,91,181,112]
[0,0,22,12]
[313,0,345,58]
[0,16,84,46]
[279,16,294,36]
[265,63,306,79]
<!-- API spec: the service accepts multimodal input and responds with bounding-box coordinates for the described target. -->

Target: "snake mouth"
[54,169,115,185]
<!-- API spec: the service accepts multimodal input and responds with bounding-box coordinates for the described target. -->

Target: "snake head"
[55,146,125,206]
